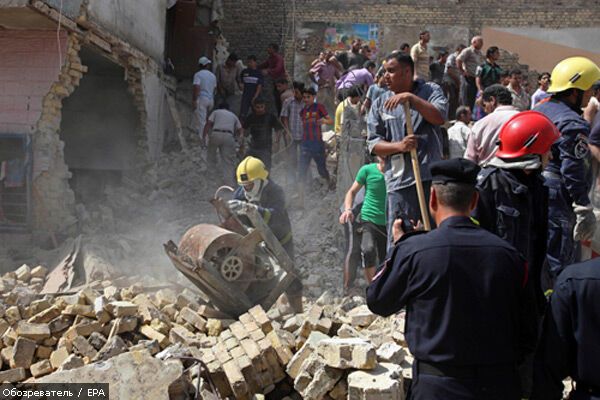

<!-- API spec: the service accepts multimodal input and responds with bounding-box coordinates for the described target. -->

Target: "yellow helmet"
[236,156,269,184]
[548,56,600,93]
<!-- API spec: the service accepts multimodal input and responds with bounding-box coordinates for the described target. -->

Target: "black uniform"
[532,258,600,400]
[366,158,536,400]
[474,167,549,311]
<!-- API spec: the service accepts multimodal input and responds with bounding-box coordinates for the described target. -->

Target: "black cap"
[429,158,481,185]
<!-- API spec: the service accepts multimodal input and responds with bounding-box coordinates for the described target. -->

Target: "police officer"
[534,57,600,279]
[474,111,559,312]
[532,257,600,400]
[367,158,536,400]
[228,156,303,312]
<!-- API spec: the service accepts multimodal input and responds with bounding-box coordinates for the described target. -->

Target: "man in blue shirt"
[240,55,264,120]
[367,53,448,248]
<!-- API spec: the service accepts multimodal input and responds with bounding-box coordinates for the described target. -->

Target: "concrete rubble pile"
[0,263,412,399]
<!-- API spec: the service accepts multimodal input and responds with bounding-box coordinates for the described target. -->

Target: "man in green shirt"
[339,156,387,284]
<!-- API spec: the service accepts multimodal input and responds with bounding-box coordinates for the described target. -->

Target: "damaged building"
[0,0,226,245]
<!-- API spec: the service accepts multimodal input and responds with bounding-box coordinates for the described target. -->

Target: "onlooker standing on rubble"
[242,97,282,170]
[340,155,388,284]
[367,158,536,400]
[476,46,503,92]
[336,39,367,72]
[336,61,377,98]
[444,44,467,121]
[215,53,242,112]
[258,43,287,114]
[240,55,263,120]
[429,50,448,86]
[457,36,484,110]
[299,87,334,193]
[362,70,388,115]
[275,78,294,105]
[203,103,243,185]
[228,156,303,313]
[192,56,217,139]
[506,69,530,111]
[410,30,431,81]
[447,106,472,159]
[367,52,447,248]
[281,81,306,184]
[335,86,362,135]
[532,257,600,400]
[531,72,551,109]
[310,50,340,119]
[464,84,518,166]
[399,43,411,55]
[534,57,600,280]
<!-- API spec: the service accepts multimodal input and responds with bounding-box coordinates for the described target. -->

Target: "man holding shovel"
[367,52,448,247]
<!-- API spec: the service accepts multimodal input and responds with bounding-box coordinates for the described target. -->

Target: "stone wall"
[220,0,600,75]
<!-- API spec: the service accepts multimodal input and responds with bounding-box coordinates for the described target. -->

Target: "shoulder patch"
[574,133,589,159]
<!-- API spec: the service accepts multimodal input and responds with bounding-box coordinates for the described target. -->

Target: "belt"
[213,129,233,134]
[416,360,515,379]
[576,383,600,396]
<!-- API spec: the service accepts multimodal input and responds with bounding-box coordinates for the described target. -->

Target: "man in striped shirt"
[299,87,334,193]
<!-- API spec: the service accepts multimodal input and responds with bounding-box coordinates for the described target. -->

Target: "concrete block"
[58,354,85,371]
[94,335,128,362]
[348,305,377,327]
[329,378,348,400]
[347,363,404,400]
[376,342,405,364]
[72,335,97,359]
[317,338,377,370]
[15,264,31,282]
[286,331,330,378]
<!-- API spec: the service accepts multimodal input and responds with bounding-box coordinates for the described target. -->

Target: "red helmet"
[496,111,560,159]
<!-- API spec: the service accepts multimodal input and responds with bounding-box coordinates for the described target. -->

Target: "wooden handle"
[403,102,432,231]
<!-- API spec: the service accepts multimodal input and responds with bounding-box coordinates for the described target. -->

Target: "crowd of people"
[191,32,600,400]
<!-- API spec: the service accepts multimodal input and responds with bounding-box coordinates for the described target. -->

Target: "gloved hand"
[227,199,259,214]
[573,203,596,241]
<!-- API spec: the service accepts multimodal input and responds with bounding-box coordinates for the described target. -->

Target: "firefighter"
[534,57,600,280]
[228,156,303,312]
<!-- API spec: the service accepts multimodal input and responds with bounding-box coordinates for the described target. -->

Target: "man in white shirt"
[410,30,431,81]
[506,69,530,111]
[193,56,217,139]
[464,84,519,166]
[447,106,472,159]
[203,103,243,185]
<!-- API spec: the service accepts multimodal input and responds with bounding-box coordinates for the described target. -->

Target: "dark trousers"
[386,182,432,250]
[544,176,578,279]
[247,147,272,170]
[360,221,387,268]
[460,76,478,110]
[299,144,329,182]
[409,362,521,400]
[343,221,362,288]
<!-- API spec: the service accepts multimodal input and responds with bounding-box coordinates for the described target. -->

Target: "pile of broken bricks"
[0,263,413,399]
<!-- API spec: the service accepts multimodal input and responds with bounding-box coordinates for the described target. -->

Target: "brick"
[347,363,404,400]
[206,318,222,336]
[10,337,36,369]
[36,345,53,360]
[30,265,48,279]
[376,342,405,364]
[15,264,31,282]
[222,359,249,399]
[196,305,230,319]
[5,306,21,324]
[207,361,233,398]
[169,325,202,347]
[48,315,74,333]
[236,354,261,393]
[266,330,293,365]
[62,304,95,318]
[213,341,232,364]
[317,338,377,370]
[248,305,273,334]
[106,301,138,317]
[179,307,206,332]
[229,321,249,341]
[28,305,61,323]
[30,359,53,377]
[0,367,27,383]
[58,354,84,371]
[16,321,51,341]
[72,335,97,359]
[139,325,169,349]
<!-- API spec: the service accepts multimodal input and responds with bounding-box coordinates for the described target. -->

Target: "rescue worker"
[473,111,560,397]
[367,158,536,400]
[474,111,559,311]
[534,57,600,279]
[532,257,600,400]
[228,156,303,312]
